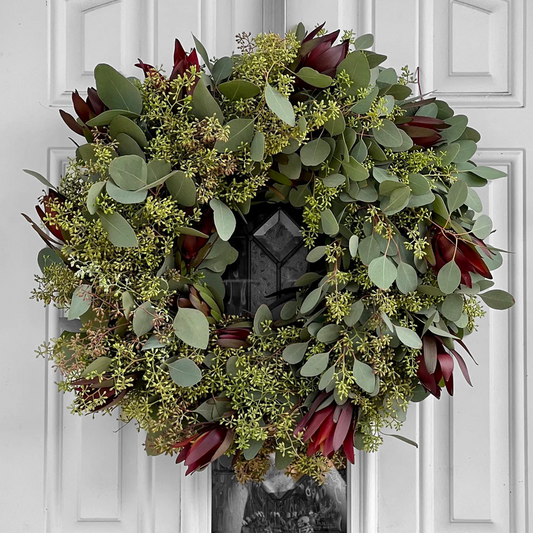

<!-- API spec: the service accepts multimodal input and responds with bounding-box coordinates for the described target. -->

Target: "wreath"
[28,23,514,483]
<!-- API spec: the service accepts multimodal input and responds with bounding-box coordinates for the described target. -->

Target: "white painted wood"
[1,1,530,532]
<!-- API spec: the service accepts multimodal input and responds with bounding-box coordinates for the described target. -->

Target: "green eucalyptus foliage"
[30,23,513,484]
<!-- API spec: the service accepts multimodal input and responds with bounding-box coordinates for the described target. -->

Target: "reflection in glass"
[212,456,347,533]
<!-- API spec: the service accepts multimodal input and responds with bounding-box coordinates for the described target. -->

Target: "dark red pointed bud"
[302,22,326,43]
[59,109,84,136]
[173,39,187,66]
[72,90,92,123]
[135,59,157,78]
[86,87,105,115]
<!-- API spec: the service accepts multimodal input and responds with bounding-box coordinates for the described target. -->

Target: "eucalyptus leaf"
[382,186,410,215]
[296,67,332,88]
[99,211,138,247]
[192,35,212,70]
[168,358,202,387]
[265,83,295,126]
[372,119,403,148]
[300,287,323,315]
[147,159,172,185]
[479,289,515,310]
[37,247,63,273]
[322,173,345,187]
[441,294,464,321]
[219,79,261,100]
[320,209,339,236]
[447,180,468,212]
[306,246,326,263]
[106,180,147,204]
[344,300,364,327]
[81,356,112,378]
[211,56,233,84]
[192,78,224,123]
[254,304,273,336]
[342,157,369,181]
[316,324,342,344]
[470,166,507,180]
[300,352,329,377]
[94,63,143,113]
[108,155,147,191]
[283,342,309,364]
[396,262,418,294]
[395,326,422,349]
[109,115,147,147]
[173,308,210,349]
[23,169,56,191]
[251,131,265,162]
[215,118,254,152]
[87,181,106,214]
[337,51,370,91]
[349,235,359,258]
[300,139,331,166]
[133,302,155,336]
[163,171,196,206]
[353,359,376,393]
[68,284,92,320]
[472,214,493,239]
[210,198,236,241]
[437,261,461,294]
[368,256,397,289]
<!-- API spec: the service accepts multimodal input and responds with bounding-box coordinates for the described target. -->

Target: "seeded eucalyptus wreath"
[28,23,514,483]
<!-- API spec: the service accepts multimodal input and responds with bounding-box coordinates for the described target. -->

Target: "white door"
[1,1,530,532]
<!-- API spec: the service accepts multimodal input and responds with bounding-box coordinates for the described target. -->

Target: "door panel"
[1,1,529,532]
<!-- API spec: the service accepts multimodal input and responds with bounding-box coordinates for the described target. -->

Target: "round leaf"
[296,67,333,88]
[316,324,342,344]
[300,287,323,315]
[265,83,295,126]
[133,302,155,336]
[254,304,273,336]
[173,308,210,349]
[353,359,376,393]
[479,289,515,310]
[396,262,418,294]
[106,180,147,204]
[300,352,329,377]
[108,155,147,191]
[441,294,464,322]
[472,214,493,239]
[320,209,339,236]
[447,180,468,212]
[168,358,202,387]
[218,79,261,100]
[395,326,422,349]
[372,119,403,148]
[68,285,92,320]
[210,198,236,241]
[250,131,265,162]
[437,260,461,294]
[214,118,255,152]
[94,63,143,113]
[86,181,106,215]
[166,171,196,206]
[368,256,397,289]
[300,139,331,166]
[283,342,309,364]
[99,211,138,247]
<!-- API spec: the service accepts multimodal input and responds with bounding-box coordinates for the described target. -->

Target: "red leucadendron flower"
[216,325,251,349]
[72,373,138,412]
[294,392,357,464]
[417,333,473,398]
[397,116,450,148]
[173,425,234,475]
[136,38,200,91]
[295,23,349,79]
[430,229,493,288]
[59,88,106,139]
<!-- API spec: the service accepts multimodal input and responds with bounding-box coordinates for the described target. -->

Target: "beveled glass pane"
[212,460,347,533]
[281,245,308,290]
[250,241,276,312]
[254,210,302,261]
